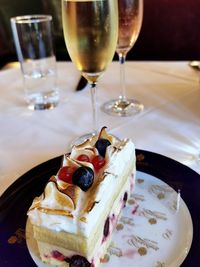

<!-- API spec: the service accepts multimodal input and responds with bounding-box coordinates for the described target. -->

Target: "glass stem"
[90,82,98,135]
[119,53,127,102]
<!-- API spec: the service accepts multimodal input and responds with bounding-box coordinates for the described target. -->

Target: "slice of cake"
[27,127,136,267]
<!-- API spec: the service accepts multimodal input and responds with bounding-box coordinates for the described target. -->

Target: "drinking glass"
[102,0,143,116]
[62,0,118,144]
[11,15,59,110]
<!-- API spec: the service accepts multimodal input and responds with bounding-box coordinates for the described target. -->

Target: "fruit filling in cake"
[27,127,136,267]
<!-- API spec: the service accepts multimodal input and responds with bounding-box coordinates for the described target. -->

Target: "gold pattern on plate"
[156,261,165,267]
[8,236,17,244]
[120,216,135,226]
[148,218,157,225]
[116,224,124,231]
[131,193,145,202]
[136,154,145,162]
[162,229,173,240]
[157,192,165,200]
[127,235,159,251]
[140,208,167,221]
[8,228,25,244]
[137,178,144,184]
[136,154,149,167]
[107,244,123,257]
[128,198,136,205]
[138,247,147,256]
[150,184,173,199]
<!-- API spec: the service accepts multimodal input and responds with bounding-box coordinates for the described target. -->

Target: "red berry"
[51,250,65,261]
[92,155,106,171]
[77,154,90,162]
[58,166,75,183]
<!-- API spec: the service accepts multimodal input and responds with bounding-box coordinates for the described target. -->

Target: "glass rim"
[10,14,52,24]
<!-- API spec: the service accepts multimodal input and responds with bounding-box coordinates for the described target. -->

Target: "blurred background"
[0,0,200,69]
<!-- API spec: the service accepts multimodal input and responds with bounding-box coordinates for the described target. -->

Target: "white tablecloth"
[0,61,200,196]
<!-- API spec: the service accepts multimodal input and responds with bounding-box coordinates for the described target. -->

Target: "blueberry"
[103,217,110,238]
[123,192,128,203]
[69,255,91,267]
[72,167,94,191]
[95,138,111,157]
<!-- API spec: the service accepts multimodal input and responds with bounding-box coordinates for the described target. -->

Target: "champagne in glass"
[62,0,118,143]
[102,0,143,116]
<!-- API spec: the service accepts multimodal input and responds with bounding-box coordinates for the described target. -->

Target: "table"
[0,61,200,196]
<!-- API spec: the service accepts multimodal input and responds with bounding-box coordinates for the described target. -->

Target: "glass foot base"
[27,90,59,110]
[28,102,59,110]
[101,98,144,117]
[70,132,96,147]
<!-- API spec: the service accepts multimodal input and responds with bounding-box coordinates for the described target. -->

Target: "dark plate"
[0,149,199,266]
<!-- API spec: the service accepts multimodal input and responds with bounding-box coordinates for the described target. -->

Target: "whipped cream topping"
[28,127,136,237]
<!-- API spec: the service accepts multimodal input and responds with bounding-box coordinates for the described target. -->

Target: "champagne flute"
[62,0,118,143]
[102,0,143,116]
